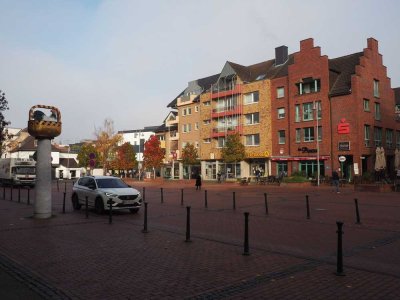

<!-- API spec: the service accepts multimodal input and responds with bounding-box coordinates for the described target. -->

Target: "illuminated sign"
[246,151,270,158]
[338,118,350,134]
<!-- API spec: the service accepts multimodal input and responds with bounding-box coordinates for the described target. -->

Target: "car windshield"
[96,178,129,189]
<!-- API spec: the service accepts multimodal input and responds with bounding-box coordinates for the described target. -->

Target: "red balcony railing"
[211,106,242,118]
[211,85,242,99]
[211,126,243,138]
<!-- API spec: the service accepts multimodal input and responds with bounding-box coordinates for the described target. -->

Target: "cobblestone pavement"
[0,180,399,299]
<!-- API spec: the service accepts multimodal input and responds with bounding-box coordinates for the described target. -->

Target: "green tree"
[94,119,122,175]
[221,133,245,163]
[181,143,198,179]
[143,135,164,178]
[0,90,10,156]
[77,143,100,169]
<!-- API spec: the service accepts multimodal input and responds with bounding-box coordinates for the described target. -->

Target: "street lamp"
[313,101,320,186]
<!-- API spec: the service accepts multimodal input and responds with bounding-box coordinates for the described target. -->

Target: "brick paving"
[0,180,399,299]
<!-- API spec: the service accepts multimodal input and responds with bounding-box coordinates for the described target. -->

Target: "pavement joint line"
[0,252,74,300]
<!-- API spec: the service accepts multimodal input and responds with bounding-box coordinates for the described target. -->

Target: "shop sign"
[298,147,317,153]
[246,151,270,158]
[338,142,350,151]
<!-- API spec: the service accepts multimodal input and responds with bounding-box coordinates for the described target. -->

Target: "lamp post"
[314,101,320,186]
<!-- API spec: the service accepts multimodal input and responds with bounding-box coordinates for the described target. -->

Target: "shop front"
[272,156,329,178]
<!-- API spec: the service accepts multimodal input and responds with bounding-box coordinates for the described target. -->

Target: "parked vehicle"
[71,176,142,214]
[0,158,36,186]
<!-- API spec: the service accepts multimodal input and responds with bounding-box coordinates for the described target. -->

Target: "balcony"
[211,126,242,138]
[169,132,179,141]
[177,94,197,106]
[211,106,242,118]
[166,117,179,126]
[211,85,241,99]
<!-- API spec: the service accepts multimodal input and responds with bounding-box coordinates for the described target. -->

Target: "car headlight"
[105,192,118,198]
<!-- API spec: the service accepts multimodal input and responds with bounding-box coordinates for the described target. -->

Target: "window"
[182,108,187,116]
[386,129,393,148]
[244,91,259,104]
[278,130,286,144]
[195,122,199,130]
[203,119,211,125]
[195,106,199,112]
[363,99,370,111]
[203,138,211,143]
[295,128,301,143]
[245,134,260,146]
[245,112,259,125]
[204,101,211,106]
[217,137,226,148]
[315,101,322,119]
[303,127,314,142]
[373,79,380,98]
[298,79,321,95]
[187,108,192,115]
[303,103,314,121]
[364,125,371,147]
[277,87,284,98]
[375,103,381,120]
[195,142,199,148]
[277,108,285,119]
[295,105,301,122]
[182,124,191,133]
[374,127,382,147]
[317,126,322,141]
[397,131,400,148]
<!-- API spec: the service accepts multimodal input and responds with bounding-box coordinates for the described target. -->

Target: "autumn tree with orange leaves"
[110,142,137,175]
[143,135,164,178]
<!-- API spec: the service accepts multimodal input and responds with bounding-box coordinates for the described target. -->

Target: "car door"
[85,177,98,208]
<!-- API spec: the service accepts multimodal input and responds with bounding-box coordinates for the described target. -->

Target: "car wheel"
[72,194,81,210]
[129,208,139,214]
[95,197,105,214]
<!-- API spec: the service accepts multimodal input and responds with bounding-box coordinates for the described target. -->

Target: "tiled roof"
[10,135,68,153]
[59,158,79,168]
[329,52,363,97]
[394,87,400,105]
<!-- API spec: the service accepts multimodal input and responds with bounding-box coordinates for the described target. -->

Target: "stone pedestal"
[34,139,52,219]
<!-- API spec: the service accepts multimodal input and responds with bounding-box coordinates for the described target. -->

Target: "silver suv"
[71,176,142,214]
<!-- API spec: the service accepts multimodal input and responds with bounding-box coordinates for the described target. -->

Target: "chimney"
[275,46,288,65]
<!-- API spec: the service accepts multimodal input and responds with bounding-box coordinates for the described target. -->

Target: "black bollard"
[233,191,236,210]
[64,181,67,193]
[142,202,148,233]
[3,186,5,200]
[63,192,66,214]
[160,188,164,204]
[185,206,191,242]
[335,221,345,276]
[142,187,146,202]
[306,195,310,219]
[18,186,21,203]
[57,180,59,192]
[181,189,184,206]
[85,196,89,219]
[204,190,208,208]
[10,185,13,201]
[108,199,113,224]
[243,212,250,256]
[264,193,269,215]
[354,198,361,224]
[27,187,30,205]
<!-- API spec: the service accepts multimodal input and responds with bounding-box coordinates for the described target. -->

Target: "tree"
[77,143,100,169]
[221,133,246,163]
[94,119,122,175]
[181,143,198,179]
[110,142,137,176]
[143,135,164,178]
[0,90,10,156]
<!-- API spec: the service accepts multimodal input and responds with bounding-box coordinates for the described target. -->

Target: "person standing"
[195,174,202,190]
[332,169,340,193]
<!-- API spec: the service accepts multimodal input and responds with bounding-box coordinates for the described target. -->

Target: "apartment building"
[166,37,400,181]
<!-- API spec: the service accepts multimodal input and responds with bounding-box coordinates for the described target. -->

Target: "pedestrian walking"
[195,174,202,190]
[217,172,221,183]
[332,169,340,193]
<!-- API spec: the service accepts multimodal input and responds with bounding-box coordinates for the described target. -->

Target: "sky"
[1,0,400,144]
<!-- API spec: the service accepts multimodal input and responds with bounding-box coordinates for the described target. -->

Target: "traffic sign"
[338,156,346,162]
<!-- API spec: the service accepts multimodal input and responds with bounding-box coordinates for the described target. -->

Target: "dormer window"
[297,78,321,95]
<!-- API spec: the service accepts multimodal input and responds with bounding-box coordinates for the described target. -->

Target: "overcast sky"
[1,0,399,144]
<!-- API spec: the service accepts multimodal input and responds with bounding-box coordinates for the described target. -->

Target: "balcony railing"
[211,85,241,99]
[211,126,242,138]
[211,106,242,118]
